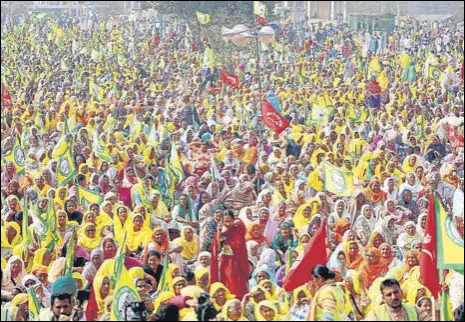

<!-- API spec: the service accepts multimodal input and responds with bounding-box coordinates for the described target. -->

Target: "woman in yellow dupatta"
[194,267,210,292]
[114,205,132,245]
[78,223,101,253]
[210,282,236,312]
[402,155,419,174]
[78,163,91,182]
[259,279,282,302]
[54,186,68,210]
[256,300,283,321]
[1,222,22,249]
[218,299,248,321]
[126,213,152,252]
[32,248,53,268]
[173,226,199,262]
[94,276,113,319]
[293,202,314,231]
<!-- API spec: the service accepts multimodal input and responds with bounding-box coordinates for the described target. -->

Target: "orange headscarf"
[379,243,394,266]
[150,227,170,252]
[245,223,270,246]
[334,218,351,244]
[404,249,420,274]
[364,177,387,204]
[344,241,364,270]
[358,247,389,289]
[366,232,385,249]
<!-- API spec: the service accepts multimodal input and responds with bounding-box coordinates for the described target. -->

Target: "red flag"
[219,70,240,88]
[256,16,267,25]
[85,285,99,321]
[419,193,441,298]
[282,218,328,292]
[1,82,12,109]
[261,99,290,135]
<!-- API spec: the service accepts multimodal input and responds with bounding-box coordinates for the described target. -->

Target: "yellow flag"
[110,240,141,320]
[399,54,410,69]
[368,56,381,76]
[322,161,354,197]
[254,1,267,17]
[196,11,210,24]
[433,195,464,270]
[56,140,77,186]
[4,135,25,175]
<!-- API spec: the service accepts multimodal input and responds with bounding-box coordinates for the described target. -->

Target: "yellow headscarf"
[1,222,22,249]
[194,267,210,291]
[406,282,432,305]
[218,299,248,321]
[93,276,112,317]
[174,226,199,260]
[54,186,68,210]
[32,248,49,268]
[78,163,91,182]
[78,223,101,250]
[403,155,419,174]
[259,279,281,301]
[72,272,86,290]
[256,300,281,321]
[126,213,152,251]
[128,267,145,281]
[210,282,236,311]
[293,202,314,231]
[292,285,312,303]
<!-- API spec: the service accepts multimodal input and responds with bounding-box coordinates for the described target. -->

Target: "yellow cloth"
[218,299,249,321]
[256,300,282,321]
[174,226,199,260]
[78,223,101,250]
[210,282,236,311]
[1,222,22,248]
[309,284,345,321]
[32,248,48,267]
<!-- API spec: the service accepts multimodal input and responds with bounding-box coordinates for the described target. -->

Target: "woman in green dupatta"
[172,193,199,231]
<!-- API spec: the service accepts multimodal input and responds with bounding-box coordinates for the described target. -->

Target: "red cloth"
[256,16,267,25]
[210,220,249,300]
[1,82,12,109]
[220,70,240,88]
[85,285,99,321]
[419,193,441,299]
[153,34,160,49]
[260,99,290,135]
[283,218,328,292]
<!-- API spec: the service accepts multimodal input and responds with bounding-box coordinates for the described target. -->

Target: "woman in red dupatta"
[210,210,249,300]
[245,222,270,247]
[358,247,388,289]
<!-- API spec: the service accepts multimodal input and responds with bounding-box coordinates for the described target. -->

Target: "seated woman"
[173,226,199,265]
[397,221,423,254]
[78,223,101,255]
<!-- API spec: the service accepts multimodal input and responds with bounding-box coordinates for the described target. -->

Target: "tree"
[140,1,278,46]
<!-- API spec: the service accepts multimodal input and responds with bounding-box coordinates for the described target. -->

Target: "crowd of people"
[1,9,464,322]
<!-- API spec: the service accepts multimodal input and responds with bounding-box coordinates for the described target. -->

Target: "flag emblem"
[59,159,71,177]
[331,171,346,193]
[113,285,139,320]
[14,147,25,166]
